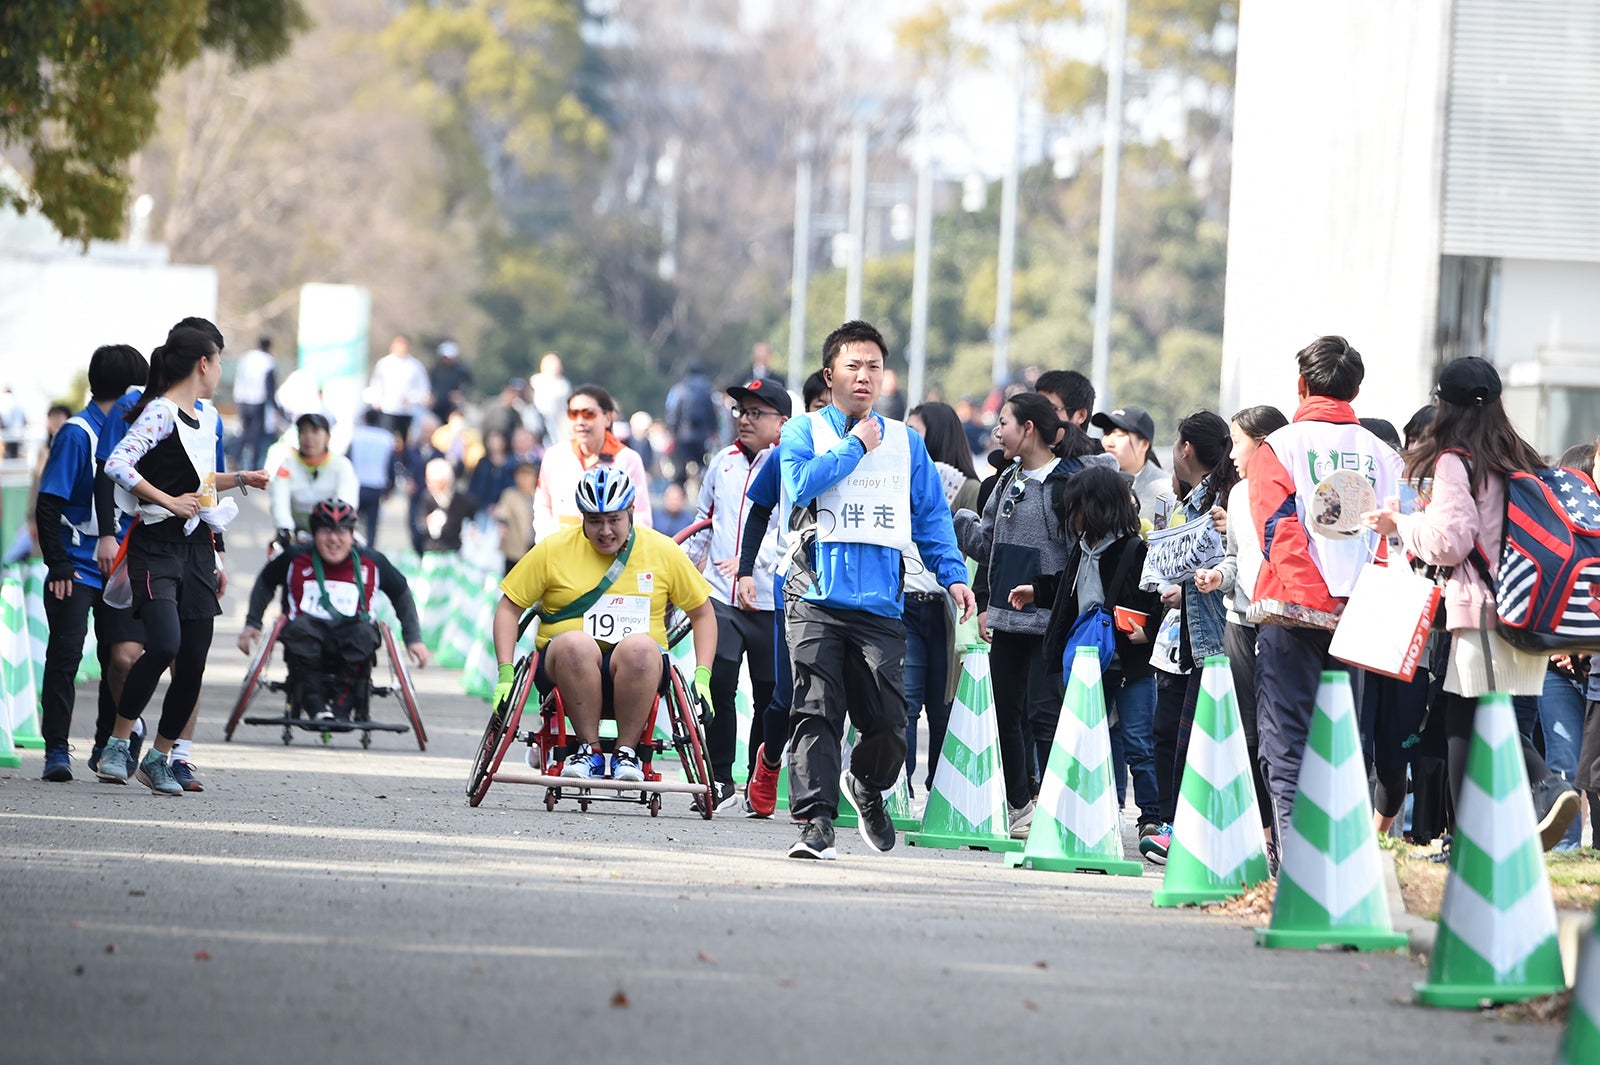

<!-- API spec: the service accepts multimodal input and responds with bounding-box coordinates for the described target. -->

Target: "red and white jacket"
[1249,396,1403,614]
[687,442,780,610]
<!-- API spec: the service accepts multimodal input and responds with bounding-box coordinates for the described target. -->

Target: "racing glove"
[693,665,714,711]
[493,663,516,713]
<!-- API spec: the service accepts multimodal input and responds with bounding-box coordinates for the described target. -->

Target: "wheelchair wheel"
[467,654,533,807]
[667,665,715,820]
[227,617,286,741]
[380,622,428,751]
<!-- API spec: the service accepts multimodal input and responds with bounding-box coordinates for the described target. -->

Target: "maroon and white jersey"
[281,554,378,623]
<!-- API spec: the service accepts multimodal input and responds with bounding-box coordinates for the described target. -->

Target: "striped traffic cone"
[12,564,47,748]
[1558,899,1600,1064]
[1256,671,1406,951]
[1154,655,1271,905]
[1007,646,1141,875]
[906,646,1022,853]
[836,723,919,832]
[1,574,41,754]
[1415,692,1565,1006]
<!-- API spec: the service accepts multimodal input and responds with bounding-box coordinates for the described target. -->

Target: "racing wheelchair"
[467,600,715,817]
[225,615,428,750]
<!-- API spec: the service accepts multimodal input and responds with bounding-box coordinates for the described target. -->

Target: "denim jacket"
[1176,475,1228,665]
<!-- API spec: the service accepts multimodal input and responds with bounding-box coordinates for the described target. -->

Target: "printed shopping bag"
[1328,562,1440,681]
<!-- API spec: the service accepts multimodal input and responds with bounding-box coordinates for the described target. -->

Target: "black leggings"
[118,602,212,742]
[1443,692,1552,810]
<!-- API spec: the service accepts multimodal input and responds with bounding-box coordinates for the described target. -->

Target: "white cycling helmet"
[576,466,637,514]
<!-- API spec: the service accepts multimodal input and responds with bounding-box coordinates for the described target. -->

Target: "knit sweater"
[953,452,1119,636]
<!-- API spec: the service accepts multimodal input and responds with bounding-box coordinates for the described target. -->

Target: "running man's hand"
[849,415,883,452]
[1008,584,1034,610]
[237,626,261,656]
[949,583,976,624]
[46,563,74,601]
[96,535,118,578]
[408,643,432,668]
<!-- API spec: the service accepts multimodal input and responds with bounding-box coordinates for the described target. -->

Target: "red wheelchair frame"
[466,518,716,816]
[224,614,428,750]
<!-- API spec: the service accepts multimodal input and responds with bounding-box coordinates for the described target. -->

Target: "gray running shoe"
[788,816,837,860]
[95,737,132,784]
[135,750,184,796]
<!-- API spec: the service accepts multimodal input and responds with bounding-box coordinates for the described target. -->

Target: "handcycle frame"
[224,614,428,750]
[466,518,716,816]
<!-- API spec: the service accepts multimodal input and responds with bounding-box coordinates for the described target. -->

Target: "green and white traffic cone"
[836,723,919,832]
[22,562,49,697]
[1415,691,1565,1006]
[74,605,101,684]
[1558,898,1600,1064]
[0,573,29,766]
[1256,671,1406,951]
[906,646,1021,853]
[1008,646,1142,875]
[1153,655,1270,904]
[459,595,499,701]
[2,571,43,750]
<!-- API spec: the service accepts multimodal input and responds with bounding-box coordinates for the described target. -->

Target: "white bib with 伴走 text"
[807,412,915,554]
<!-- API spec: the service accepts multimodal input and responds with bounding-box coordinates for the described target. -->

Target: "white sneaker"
[611,747,645,783]
[561,745,605,779]
[1008,800,1035,839]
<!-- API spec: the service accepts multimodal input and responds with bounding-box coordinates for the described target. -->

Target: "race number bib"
[582,594,650,643]
[299,581,360,620]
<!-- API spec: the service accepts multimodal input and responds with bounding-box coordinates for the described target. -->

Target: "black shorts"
[94,593,145,647]
[128,529,222,621]
[532,646,667,712]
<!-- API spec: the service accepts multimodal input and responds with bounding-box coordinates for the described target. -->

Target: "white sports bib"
[807,412,914,554]
[582,593,650,644]
[299,580,360,621]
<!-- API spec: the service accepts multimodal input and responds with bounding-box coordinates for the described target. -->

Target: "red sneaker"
[746,743,780,818]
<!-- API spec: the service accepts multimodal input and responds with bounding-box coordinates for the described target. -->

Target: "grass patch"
[1391,842,1600,919]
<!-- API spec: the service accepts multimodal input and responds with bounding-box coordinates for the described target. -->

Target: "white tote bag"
[1329,562,1441,682]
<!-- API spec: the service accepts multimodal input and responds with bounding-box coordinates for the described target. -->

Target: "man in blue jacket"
[780,320,976,860]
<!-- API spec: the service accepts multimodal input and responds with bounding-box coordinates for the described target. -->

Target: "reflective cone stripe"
[0,575,41,751]
[75,608,101,684]
[907,647,1021,852]
[1416,692,1564,1006]
[1154,655,1269,903]
[1257,671,1405,950]
[1558,902,1600,1065]
[12,565,47,747]
[1009,647,1141,875]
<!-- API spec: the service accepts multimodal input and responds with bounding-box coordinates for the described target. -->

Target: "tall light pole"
[992,68,1024,389]
[788,136,813,392]
[907,100,935,407]
[1090,0,1128,410]
[845,122,868,321]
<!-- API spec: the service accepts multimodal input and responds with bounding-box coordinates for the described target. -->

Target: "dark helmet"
[309,499,358,532]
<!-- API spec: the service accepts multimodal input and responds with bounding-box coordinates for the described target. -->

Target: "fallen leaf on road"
[68,920,84,928]
[1033,960,1048,970]
[697,950,716,964]
[104,944,117,954]
[194,950,211,962]
[1023,1000,1040,1012]
[610,988,630,1009]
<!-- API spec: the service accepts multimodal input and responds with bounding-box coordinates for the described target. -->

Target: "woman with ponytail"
[98,327,270,794]
[954,391,1120,835]
[532,383,653,541]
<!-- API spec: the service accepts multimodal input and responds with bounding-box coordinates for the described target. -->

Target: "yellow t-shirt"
[499,525,711,650]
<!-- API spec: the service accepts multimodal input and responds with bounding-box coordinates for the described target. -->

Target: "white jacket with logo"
[687,442,780,610]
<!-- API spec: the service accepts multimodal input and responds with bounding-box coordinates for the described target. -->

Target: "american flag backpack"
[1472,465,1600,653]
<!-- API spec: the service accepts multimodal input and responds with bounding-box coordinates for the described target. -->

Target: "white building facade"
[1221,0,1600,453]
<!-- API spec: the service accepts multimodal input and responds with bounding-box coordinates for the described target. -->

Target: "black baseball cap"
[727,378,792,417]
[296,412,331,432]
[1435,357,1501,407]
[1091,405,1155,442]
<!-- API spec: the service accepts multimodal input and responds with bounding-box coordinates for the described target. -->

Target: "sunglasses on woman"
[1001,476,1028,518]
[567,407,603,421]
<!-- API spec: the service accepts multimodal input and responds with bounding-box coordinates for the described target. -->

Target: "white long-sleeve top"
[533,440,654,542]
[685,442,776,609]
[368,353,431,415]
[269,451,361,532]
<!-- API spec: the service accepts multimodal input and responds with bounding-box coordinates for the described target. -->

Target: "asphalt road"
[0,499,1560,1063]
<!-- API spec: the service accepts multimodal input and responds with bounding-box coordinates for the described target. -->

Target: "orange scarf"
[576,431,625,468]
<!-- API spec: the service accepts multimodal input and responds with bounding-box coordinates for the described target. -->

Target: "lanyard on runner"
[312,547,371,621]
[540,528,636,624]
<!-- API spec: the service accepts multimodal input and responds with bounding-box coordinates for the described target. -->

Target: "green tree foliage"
[0,0,308,243]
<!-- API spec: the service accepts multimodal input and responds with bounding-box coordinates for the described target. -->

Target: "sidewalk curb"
[1382,847,1593,986]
